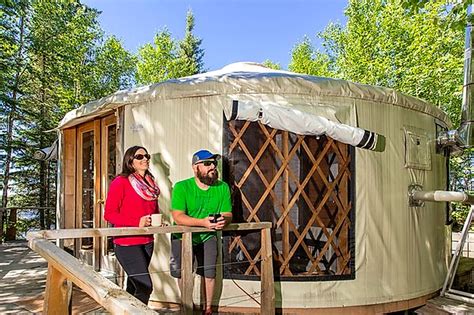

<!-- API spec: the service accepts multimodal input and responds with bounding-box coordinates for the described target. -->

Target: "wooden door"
[75,115,117,271]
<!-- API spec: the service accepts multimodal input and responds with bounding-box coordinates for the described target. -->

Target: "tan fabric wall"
[123,96,225,303]
[121,94,448,308]
[217,98,448,308]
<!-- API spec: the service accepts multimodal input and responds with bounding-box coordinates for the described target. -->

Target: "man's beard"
[197,168,218,186]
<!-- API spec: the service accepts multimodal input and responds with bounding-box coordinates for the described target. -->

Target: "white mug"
[151,213,162,226]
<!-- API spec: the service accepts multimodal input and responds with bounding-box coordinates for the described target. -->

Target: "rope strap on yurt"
[227,100,386,152]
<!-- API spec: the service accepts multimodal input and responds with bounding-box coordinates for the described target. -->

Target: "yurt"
[56,62,450,313]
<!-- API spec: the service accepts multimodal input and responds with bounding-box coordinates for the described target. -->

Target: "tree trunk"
[1,15,26,243]
[39,53,47,230]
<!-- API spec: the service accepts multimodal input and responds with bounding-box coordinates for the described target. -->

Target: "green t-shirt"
[171,177,232,244]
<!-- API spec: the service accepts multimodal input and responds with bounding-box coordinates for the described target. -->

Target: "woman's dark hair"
[119,145,154,178]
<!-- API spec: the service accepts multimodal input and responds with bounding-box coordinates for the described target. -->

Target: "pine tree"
[136,9,205,84]
[0,0,31,240]
[0,0,138,239]
[177,9,204,75]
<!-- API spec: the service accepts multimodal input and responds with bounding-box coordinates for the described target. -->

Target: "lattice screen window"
[223,120,355,281]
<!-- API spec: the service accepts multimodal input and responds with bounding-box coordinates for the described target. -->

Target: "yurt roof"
[58,62,451,129]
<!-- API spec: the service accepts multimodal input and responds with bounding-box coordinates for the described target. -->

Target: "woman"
[104,146,159,305]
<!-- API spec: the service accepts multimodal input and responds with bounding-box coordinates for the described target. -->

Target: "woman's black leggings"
[115,242,154,304]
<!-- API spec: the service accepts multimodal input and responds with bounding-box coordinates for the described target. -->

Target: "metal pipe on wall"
[412,190,474,205]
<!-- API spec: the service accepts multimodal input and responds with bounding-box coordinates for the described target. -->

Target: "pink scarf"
[128,173,160,201]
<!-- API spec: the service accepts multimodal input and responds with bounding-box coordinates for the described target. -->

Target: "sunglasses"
[198,160,217,167]
[134,153,151,160]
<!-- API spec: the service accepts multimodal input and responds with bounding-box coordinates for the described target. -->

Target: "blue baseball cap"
[192,149,220,165]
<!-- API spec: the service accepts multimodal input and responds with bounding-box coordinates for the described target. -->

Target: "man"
[170,149,232,315]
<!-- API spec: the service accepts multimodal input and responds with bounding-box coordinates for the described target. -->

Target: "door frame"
[99,114,119,268]
[75,120,101,268]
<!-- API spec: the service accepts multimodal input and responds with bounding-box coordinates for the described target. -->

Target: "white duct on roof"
[226,100,386,152]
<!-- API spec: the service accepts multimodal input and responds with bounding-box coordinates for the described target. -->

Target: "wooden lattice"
[223,120,354,279]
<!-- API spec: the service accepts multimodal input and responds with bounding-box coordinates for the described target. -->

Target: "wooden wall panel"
[63,128,76,230]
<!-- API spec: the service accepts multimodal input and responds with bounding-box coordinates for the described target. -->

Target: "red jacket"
[104,176,158,245]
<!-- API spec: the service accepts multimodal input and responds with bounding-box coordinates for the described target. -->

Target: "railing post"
[261,227,275,314]
[44,263,72,314]
[0,207,4,244]
[181,232,194,315]
[30,238,153,313]
[5,207,16,241]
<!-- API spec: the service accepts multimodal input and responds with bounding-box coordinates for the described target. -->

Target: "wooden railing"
[27,223,275,314]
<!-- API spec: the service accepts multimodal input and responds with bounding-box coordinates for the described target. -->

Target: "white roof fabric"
[58,62,451,130]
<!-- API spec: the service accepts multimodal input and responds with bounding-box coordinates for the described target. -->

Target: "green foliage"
[1,0,207,238]
[177,10,204,75]
[10,1,103,218]
[288,37,333,77]
[136,28,179,84]
[401,0,471,31]
[449,148,473,231]
[27,0,102,116]
[261,59,281,70]
[291,0,465,125]
[86,36,137,99]
[136,9,205,84]
[0,0,31,211]
[0,0,137,238]
[289,0,472,228]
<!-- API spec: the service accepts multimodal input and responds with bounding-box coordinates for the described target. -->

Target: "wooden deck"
[0,241,104,314]
[416,296,474,314]
[0,240,248,314]
[3,240,472,314]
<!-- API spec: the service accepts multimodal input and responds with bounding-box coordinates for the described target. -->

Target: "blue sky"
[81,0,348,70]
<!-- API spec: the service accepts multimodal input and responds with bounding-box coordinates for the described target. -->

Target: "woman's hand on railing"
[138,215,152,227]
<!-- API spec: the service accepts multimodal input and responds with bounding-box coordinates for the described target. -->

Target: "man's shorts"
[170,235,218,279]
